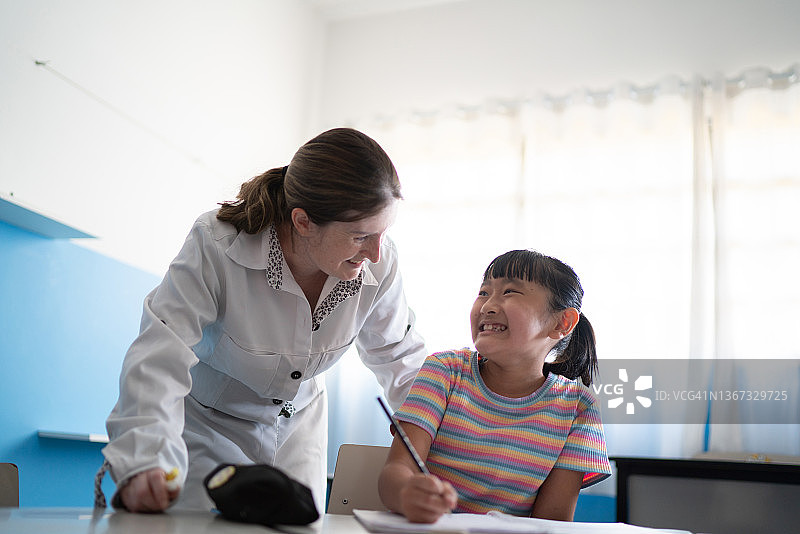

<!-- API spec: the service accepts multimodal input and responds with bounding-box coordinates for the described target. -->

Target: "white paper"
[353,509,693,534]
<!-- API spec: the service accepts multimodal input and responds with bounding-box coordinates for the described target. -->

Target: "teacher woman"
[95,128,427,513]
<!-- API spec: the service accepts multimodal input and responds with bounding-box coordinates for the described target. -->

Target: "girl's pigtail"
[547,313,598,386]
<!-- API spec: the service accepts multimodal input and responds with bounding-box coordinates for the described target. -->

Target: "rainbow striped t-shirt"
[394,349,611,516]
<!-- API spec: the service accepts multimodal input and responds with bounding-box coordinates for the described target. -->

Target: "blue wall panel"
[0,221,160,506]
[574,494,616,523]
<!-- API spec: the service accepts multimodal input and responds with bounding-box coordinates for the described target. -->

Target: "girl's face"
[470,276,561,362]
[303,201,398,281]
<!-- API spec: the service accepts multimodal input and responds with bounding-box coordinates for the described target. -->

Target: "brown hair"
[217,128,402,233]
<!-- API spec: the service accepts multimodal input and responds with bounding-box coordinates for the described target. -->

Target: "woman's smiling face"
[304,201,398,281]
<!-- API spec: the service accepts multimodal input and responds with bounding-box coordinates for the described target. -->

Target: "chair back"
[0,463,19,507]
[327,444,390,515]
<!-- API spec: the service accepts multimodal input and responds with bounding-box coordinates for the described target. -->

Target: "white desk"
[0,508,368,534]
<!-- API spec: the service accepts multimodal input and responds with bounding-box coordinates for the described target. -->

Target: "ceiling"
[307,0,465,20]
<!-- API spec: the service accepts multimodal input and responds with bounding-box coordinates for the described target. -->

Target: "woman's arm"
[378,422,458,523]
[354,238,428,409]
[103,216,225,511]
[530,467,584,521]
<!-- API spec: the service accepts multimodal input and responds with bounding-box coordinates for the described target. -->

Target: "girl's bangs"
[483,250,546,283]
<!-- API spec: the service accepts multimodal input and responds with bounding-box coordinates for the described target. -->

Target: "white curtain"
[374,111,525,353]
[518,79,695,361]
[324,111,526,473]
[516,80,702,462]
[705,69,800,455]
[325,65,800,474]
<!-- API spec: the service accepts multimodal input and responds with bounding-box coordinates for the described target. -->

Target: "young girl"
[379,250,611,523]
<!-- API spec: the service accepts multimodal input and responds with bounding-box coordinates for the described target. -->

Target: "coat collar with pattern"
[225,224,378,330]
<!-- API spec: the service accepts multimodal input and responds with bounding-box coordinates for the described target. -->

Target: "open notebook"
[353,509,693,534]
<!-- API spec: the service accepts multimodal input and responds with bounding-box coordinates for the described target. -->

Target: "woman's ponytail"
[217,166,288,234]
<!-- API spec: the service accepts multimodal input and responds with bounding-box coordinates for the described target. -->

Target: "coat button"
[291,371,302,380]
[272,399,283,405]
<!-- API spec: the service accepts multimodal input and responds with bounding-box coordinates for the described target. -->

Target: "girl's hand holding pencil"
[377,397,458,523]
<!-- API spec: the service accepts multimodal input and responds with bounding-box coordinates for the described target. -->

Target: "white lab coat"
[102,210,426,511]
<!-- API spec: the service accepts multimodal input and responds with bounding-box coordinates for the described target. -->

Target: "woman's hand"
[119,468,180,513]
[399,473,458,523]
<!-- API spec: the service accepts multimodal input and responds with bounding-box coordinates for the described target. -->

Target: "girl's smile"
[477,322,507,333]
[470,276,558,363]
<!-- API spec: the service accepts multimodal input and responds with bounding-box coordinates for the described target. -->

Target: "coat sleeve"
[354,239,428,410]
[101,217,225,493]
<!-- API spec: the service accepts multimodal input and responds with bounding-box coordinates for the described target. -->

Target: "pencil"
[377,396,431,475]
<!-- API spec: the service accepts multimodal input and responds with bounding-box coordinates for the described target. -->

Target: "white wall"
[1,0,326,275]
[5,1,796,274]
[318,0,800,125]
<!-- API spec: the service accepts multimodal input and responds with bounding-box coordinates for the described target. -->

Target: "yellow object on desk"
[165,468,180,492]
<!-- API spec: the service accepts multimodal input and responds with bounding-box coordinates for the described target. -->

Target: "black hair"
[482,249,598,386]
